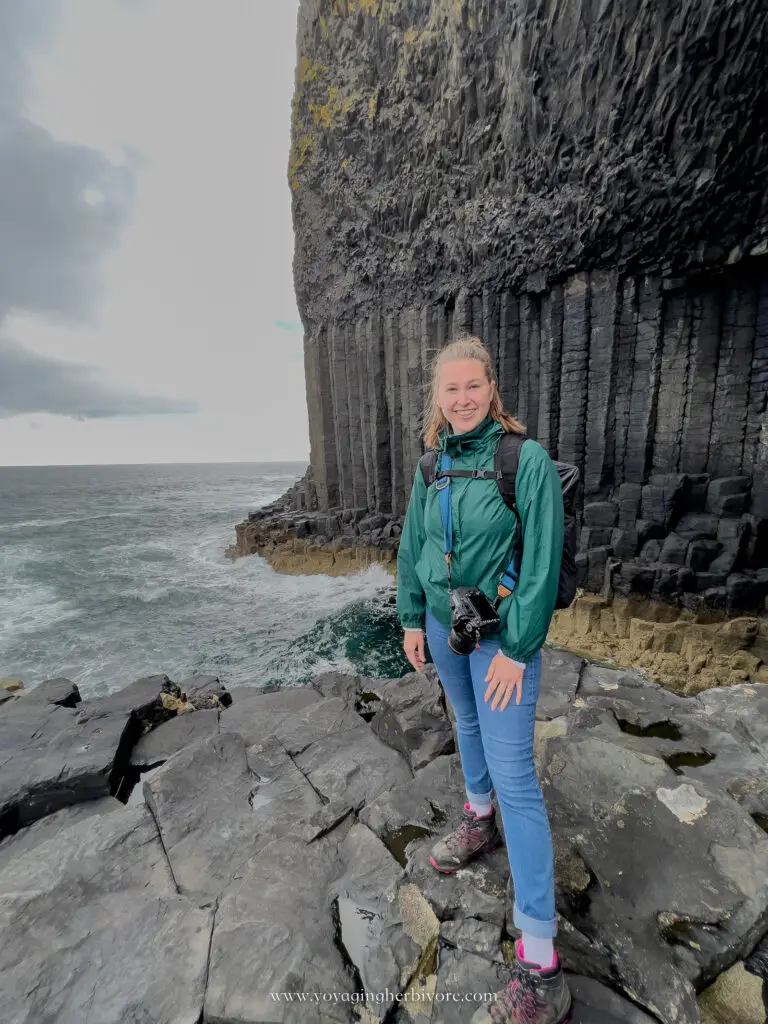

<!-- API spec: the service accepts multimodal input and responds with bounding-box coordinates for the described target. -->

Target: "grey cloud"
[0,1,136,322]
[0,2,59,117]
[0,1,192,420]
[0,336,197,419]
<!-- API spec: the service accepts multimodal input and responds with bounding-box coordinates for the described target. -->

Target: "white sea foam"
[0,464,401,694]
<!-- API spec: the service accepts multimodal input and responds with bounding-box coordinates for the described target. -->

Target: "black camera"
[448,586,501,655]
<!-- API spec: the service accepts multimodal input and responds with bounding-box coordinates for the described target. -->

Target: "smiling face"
[436,358,494,434]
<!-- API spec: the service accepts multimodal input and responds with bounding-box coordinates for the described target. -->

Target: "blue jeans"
[426,610,556,939]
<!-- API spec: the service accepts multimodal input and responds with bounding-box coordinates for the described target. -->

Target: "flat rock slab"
[0,892,212,1024]
[0,673,178,837]
[0,698,124,836]
[571,673,768,824]
[207,823,429,1024]
[206,833,357,1024]
[146,731,322,897]
[78,672,172,718]
[219,684,324,746]
[568,975,663,1023]
[294,719,413,809]
[256,695,365,755]
[0,802,212,1024]
[331,825,419,1019]
[130,706,220,765]
[17,677,81,707]
[542,727,768,1024]
[427,946,510,1024]
[0,803,174,899]
[0,797,122,874]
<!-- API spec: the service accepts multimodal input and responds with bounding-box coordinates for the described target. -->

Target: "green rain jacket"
[396,416,564,664]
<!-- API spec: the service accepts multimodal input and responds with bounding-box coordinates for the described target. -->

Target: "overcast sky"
[0,0,308,466]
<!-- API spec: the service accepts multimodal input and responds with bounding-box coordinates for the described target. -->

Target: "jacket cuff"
[401,619,425,631]
[500,643,527,669]
[403,627,424,633]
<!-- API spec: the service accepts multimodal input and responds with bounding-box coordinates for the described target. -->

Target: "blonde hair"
[423,336,525,448]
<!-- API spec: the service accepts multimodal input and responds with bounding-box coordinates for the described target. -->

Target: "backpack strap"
[419,449,439,488]
[494,432,527,512]
[495,433,528,600]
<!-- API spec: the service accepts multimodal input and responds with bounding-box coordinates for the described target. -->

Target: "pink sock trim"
[464,801,493,818]
[517,940,558,971]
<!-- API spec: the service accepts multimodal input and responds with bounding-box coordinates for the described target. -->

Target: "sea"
[0,462,410,699]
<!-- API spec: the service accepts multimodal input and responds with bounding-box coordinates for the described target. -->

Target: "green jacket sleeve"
[396,466,428,629]
[498,441,564,663]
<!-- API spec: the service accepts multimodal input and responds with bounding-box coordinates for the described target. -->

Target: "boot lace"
[446,814,485,852]
[490,963,547,1024]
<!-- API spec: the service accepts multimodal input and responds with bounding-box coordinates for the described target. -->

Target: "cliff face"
[288,0,768,613]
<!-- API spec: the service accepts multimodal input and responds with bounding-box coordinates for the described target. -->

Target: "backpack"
[418,433,581,610]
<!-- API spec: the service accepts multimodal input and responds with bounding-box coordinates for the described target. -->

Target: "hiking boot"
[471,942,571,1024]
[428,803,501,873]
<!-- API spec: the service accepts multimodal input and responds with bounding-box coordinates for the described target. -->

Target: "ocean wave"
[0,464,404,694]
[0,511,135,532]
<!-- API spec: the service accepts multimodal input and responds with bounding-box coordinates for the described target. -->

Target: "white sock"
[465,798,493,818]
[520,934,555,969]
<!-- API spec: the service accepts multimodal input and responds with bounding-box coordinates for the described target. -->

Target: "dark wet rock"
[538,648,584,720]
[178,673,232,708]
[2,659,767,1022]
[567,976,662,1023]
[130,706,220,766]
[440,917,502,961]
[0,675,174,835]
[540,713,768,1023]
[368,666,454,770]
[21,677,81,707]
[329,824,419,1018]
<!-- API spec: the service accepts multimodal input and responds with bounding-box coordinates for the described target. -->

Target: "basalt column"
[289,0,768,612]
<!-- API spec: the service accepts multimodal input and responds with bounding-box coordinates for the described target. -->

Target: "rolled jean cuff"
[466,788,492,805]
[513,904,558,939]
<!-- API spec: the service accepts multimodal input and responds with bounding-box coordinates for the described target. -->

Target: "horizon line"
[0,458,310,470]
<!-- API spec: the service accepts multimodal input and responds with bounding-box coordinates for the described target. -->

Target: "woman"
[396,337,570,1024]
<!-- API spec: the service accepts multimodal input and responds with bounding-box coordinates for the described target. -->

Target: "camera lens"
[447,628,476,656]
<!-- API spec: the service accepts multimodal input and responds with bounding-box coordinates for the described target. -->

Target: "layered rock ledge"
[228,497,768,692]
[1,660,767,1023]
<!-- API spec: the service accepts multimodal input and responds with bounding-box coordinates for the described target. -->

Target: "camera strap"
[437,453,454,590]
[436,452,520,603]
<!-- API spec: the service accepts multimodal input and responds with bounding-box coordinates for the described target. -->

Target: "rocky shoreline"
[1,656,767,1023]
[228,496,768,696]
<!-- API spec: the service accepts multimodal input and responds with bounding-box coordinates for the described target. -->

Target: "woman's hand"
[403,629,426,671]
[484,652,524,710]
